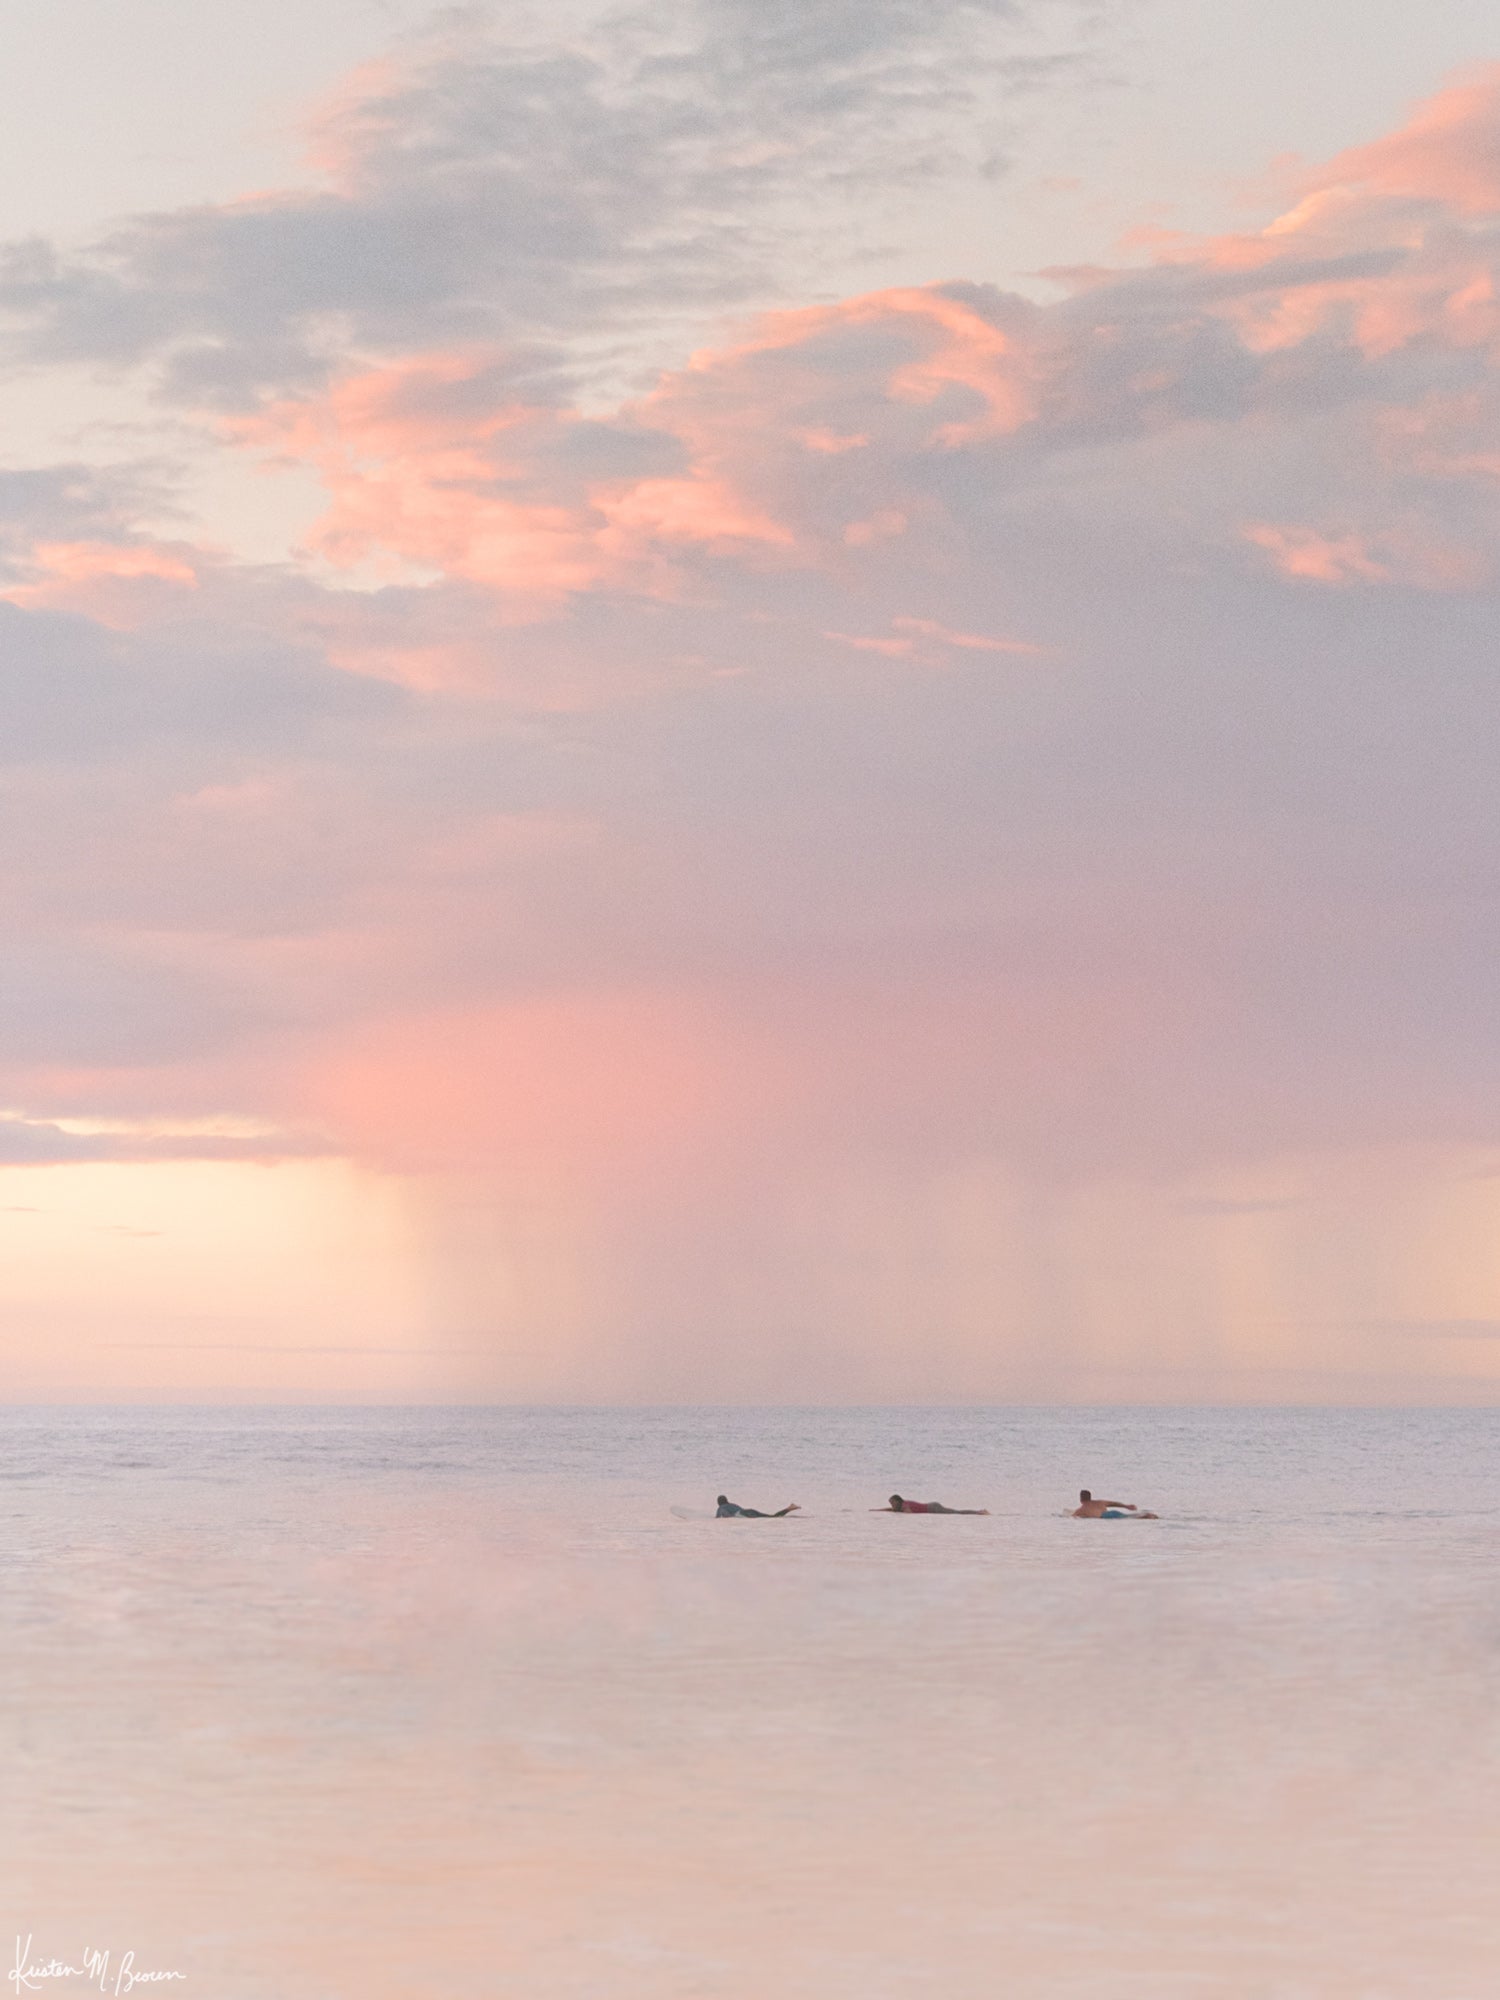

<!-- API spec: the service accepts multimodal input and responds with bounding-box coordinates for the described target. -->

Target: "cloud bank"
[4,27,1500,1393]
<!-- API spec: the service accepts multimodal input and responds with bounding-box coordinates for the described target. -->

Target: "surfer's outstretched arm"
[1073,1490,1142,1515]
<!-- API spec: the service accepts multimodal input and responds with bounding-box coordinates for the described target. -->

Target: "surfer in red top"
[873,1494,990,1514]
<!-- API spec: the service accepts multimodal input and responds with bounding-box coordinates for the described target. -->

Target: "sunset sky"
[5,0,1500,1401]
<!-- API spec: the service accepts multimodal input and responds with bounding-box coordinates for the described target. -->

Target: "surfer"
[873,1494,990,1514]
[715,1495,801,1517]
[1073,1489,1158,1519]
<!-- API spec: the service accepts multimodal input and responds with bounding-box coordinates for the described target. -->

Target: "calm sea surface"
[2,1405,1498,1999]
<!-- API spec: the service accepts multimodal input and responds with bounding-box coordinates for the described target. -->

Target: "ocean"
[3,1404,1498,1998]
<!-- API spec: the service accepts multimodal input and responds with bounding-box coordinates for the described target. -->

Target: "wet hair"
[1079,1490,1092,1503]
[888,1494,904,1508]
[716,1495,729,1506]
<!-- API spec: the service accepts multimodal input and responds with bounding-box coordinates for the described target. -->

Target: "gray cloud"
[0,1114,331,1165]
[0,597,399,767]
[0,1,1107,405]
[0,930,271,1069]
[0,464,162,551]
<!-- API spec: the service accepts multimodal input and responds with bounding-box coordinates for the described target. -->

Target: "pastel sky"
[6,0,1500,1402]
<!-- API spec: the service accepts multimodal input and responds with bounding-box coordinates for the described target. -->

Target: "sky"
[4,0,1500,1402]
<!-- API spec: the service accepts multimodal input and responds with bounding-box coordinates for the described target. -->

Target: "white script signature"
[10,1938,185,1996]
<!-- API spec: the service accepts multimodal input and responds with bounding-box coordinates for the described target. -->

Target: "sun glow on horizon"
[0,1158,431,1401]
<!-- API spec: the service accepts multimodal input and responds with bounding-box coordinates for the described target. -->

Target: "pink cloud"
[20,72,1500,692]
[1243,524,1391,586]
[592,476,793,554]
[228,288,1038,641]
[642,287,1035,473]
[1243,522,1485,590]
[842,510,909,547]
[2,541,201,627]
[800,428,870,454]
[873,286,1035,444]
[1300,66,1500,217]
[891,617,1048,656]
[232,358,621,604]
[826,618,1049,663]
[235,350,798,616]
[825,631,917,657]
[220,72,1500,662]
[1111,71,1500,367]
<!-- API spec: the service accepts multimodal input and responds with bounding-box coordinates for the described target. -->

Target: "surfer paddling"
[873,1494,990,1514]
[715,1495,801,1517]
[1073,1489,1158,1519]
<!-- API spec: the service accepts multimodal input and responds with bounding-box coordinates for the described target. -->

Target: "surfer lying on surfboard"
[716,1495,801,1517]
[873,1494,990,1514]
[1073,1489,1158,1519]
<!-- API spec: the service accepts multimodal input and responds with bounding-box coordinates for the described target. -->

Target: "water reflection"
[3,1406,1498,1997]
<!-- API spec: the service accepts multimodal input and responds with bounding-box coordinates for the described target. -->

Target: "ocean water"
[2,1404,1498,1999]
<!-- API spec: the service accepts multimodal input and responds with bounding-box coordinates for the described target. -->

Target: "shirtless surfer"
[716,1495,801,1517]
[873,1494,991,1515]
[1073,1489,1158,1519]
